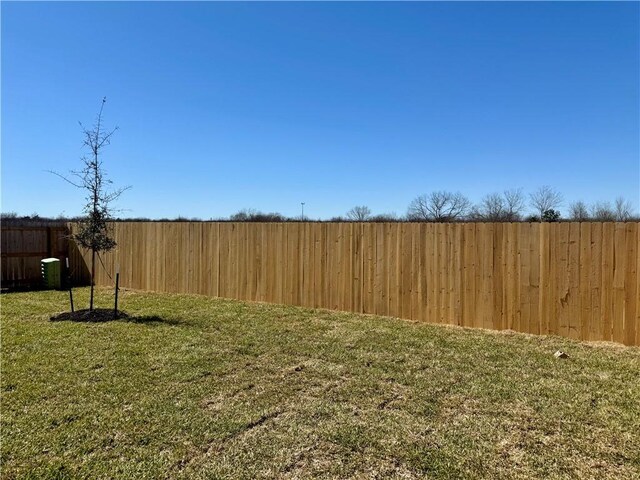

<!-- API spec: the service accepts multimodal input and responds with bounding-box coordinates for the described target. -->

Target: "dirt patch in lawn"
[49,309,171,325]
[50,308,125,322]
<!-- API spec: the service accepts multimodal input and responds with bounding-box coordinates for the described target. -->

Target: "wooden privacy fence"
[69,222,640,346]
[1,226,69,288]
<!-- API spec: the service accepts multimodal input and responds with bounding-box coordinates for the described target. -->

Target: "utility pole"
[301,202,305,221]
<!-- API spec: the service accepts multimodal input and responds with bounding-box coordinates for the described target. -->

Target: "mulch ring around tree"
[50,309,128,322]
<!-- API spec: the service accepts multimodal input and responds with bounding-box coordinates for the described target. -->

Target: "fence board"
[59,221,640,346]
[588,223,602,341]
[612,224,627,344]
[624,223,638,346]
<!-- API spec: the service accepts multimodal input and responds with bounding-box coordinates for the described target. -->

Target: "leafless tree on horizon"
[471,189,525,221]
[529,186,563,221]
[569,200,590,221]
[614,197,634,221]
[346,205,372,221]
[407,191,470,222]
[590,201,616,221]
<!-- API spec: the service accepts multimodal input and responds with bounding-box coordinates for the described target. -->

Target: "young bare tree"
[407,191,470,221]
[529,186,563,221]
[346,205,372,221]
[569,201,590,221]
[52,98,128,310]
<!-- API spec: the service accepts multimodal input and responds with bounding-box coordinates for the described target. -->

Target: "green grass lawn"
[2,288,639,479]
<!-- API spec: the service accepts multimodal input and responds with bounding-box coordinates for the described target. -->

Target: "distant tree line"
[2,186,638,224]
[331,186,637,223]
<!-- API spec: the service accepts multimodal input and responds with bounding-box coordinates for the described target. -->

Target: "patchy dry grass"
[1,288,639,479]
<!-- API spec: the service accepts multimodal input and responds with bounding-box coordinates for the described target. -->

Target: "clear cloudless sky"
[2,1,639,219]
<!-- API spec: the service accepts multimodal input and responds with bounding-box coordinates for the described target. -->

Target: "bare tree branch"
[46,170,84,189]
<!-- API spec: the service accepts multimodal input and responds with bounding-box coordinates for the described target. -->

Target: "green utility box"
[41,258,61,289]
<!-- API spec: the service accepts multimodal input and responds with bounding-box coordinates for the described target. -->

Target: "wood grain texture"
[1,226,70,287]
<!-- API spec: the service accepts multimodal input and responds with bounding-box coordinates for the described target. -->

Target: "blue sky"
[2,2,639,219]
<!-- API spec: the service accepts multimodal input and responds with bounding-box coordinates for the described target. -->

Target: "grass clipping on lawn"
[2,287,639,479]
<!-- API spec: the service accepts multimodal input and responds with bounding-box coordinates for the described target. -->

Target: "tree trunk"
[89,248,96,311]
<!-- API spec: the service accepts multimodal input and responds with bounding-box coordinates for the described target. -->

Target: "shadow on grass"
[49,309,184,326]
[124,315,185,326]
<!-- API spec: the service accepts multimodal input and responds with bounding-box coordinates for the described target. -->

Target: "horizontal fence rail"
[1,227,69,288]
[68,222,639,345]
